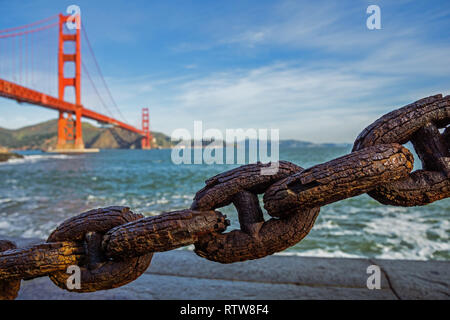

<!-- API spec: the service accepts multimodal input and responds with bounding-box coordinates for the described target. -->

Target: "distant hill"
[0,119,349,150]
[278,139,350,148]
[0,119,173,150]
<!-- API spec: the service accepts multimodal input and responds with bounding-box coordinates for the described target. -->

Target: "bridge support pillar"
[74,107,84,149]
[141,108,152,149]
[57,112,67,147]
[142,132,151,149]
[56,110,85,150]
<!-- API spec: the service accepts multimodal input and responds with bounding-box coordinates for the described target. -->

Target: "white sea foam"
[276,249,363,259]
[0,221,12,230]
[0,196,46,204]
[1,154,73,165]
[0,198,12,204]
[363,211,449,260]
[156,198,169,204]
[181,245,364,259]
[22,228,48,239]
[171,194,192,200]
[313,220,336,230]
[86,194,107,202]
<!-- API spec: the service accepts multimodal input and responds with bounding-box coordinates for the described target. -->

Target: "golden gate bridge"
[0,13,152,151]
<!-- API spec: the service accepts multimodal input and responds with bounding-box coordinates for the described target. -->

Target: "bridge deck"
[0,78,144,136]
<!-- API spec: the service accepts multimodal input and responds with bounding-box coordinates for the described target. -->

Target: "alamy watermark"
[171,121,280,175]
[66,5,81,30]
[66,265,81,290]
[366,264,381,289]
[366,5,381,30]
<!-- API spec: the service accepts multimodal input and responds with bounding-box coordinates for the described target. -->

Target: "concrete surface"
[3,237,449,300]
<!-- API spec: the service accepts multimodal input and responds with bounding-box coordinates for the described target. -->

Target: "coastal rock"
[0,149,23,162]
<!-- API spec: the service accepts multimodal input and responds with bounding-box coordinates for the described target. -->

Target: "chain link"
[353,94,450,206]
[46,206,153,292]
[1,95,449,299]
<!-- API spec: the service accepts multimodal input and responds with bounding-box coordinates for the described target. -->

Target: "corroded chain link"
[353,94,450,205]
[1,95,449,299]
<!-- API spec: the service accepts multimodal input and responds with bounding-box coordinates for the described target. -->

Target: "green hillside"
[0,119,349,151]
[0,119,174,150]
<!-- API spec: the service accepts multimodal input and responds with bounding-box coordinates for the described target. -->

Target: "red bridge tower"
[141,108,152,149]
[56,13,83,150]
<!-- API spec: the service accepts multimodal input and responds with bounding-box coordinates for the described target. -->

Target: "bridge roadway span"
[0,78,145,136]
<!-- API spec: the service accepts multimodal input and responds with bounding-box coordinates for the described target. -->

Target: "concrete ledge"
[372,258,450,300]
[3,237,449,300]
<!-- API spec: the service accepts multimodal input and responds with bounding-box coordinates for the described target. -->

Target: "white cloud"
[162,63,399,143]
[184,64,198,69]
[104,39,450,143]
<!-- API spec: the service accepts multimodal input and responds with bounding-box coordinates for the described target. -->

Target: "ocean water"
[0,147,448,261]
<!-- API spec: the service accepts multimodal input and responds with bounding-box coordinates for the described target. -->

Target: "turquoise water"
[0,147,448,260]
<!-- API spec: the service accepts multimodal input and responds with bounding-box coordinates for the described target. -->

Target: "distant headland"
[0,119,350,151]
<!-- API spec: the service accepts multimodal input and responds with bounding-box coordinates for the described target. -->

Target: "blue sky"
[0,0,449,142]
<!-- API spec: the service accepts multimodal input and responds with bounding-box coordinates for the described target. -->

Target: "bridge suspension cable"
[81,22,128,124]
[0,13,152,149]
[82,60,114,119]
[0,22,58,39]
[0,15,58,97]
[0,14,58,34]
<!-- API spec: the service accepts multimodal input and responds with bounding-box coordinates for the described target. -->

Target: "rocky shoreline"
[0,150,23,162]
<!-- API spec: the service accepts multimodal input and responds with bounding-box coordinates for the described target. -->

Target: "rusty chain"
[0,94,449,299]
